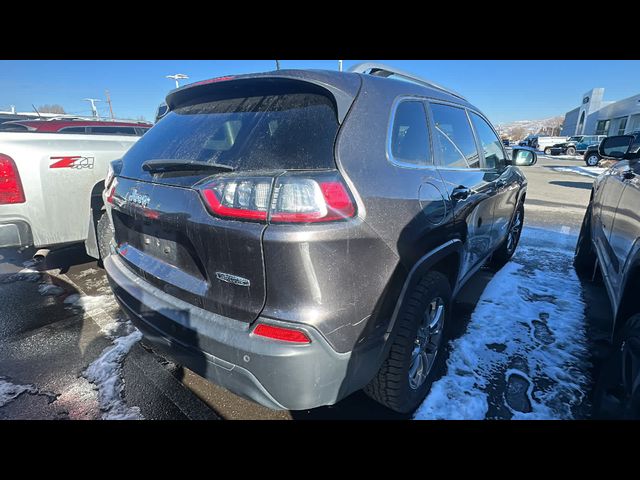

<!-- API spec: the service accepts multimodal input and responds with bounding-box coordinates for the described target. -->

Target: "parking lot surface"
[0,154,615,420]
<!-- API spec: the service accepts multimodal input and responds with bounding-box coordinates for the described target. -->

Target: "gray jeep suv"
[103,63,535,413]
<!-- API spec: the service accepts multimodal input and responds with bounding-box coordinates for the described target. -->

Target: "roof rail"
[348,62,467,101]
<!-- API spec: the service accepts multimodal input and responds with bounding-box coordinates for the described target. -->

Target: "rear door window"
[58,126,87,133]
[121,86,339,179]
[429,103,480,168]
[89,126,138,135]
[469,112,506,169]
[389,100,431,166]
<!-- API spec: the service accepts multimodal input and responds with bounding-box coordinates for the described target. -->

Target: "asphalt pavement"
[0,153,615,420]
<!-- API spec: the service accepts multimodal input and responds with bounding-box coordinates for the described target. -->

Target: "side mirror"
[511,147,537,166]
[599,135,634,160]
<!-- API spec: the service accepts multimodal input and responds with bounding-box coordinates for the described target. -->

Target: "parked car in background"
[0,129,141,260]
[155,102,169,123]
[530,135,568,153]
[548,135,607,156]
[574,133,640,418]
[102,63,537,414]
[0,119,152,136]
[518,134,535,147]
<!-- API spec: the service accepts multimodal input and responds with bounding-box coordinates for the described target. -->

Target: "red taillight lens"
[106,178,117,205]
[198,173,356,224]
[0,154,25,205]
[253,324,311,344]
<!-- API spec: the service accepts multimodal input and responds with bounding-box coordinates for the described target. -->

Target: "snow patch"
[73,267,100,279]
[38,283,65,296]
[548,166,606,178]
[0,378,37,407]
[64,293,113,311]
[414,227,591,420]
[83,324,144,420]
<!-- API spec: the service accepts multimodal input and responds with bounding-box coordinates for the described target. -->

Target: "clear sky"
[1,60,639,124]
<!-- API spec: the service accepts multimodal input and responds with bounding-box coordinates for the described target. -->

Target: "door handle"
[451,186,471,200]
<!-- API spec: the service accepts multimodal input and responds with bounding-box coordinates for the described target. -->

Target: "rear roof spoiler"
[165,70,362,124]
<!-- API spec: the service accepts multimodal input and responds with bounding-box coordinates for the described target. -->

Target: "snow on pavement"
[83,320,144,420]
[547,165,606,179]
[0,378,37,407]
[415,227,591,420]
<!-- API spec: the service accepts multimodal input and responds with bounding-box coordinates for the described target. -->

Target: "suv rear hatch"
[110,73,360,323]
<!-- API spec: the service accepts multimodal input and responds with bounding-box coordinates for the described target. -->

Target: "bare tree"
[511,126,527,141]
[37,104,66,114]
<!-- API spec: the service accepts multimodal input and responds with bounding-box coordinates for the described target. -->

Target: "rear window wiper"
[142,160,235,173]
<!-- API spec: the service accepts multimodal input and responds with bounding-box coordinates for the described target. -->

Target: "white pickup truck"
[0,132,139,259]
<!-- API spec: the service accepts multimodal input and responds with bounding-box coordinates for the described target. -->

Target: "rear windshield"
[121,87,339,174]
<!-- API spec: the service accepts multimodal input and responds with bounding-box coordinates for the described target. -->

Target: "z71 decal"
[50,156,95,169]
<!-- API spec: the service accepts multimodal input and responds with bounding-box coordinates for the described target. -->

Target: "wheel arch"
[385,240,462,337]
[615,249,640,334]
[84,180,106,260]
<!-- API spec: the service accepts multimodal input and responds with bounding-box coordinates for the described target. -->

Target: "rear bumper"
[0,220,32,248]
[103,253,354,411]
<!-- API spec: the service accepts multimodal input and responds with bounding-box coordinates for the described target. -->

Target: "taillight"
[106,178,117,205]
[253,323,311,344]
[198,172,356,223]
[200,177,272,221]
[0,154,25,205]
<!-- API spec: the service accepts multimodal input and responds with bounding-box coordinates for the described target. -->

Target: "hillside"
[496,116,564,141]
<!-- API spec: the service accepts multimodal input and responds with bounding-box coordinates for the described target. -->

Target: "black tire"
[585,152,601,167]
[490,203,524,269]
[96,211,114,262]
[574,203,596,278]
[544,147,552,155]
[592,314,640,419]
[364,271,452,413]
[566,146,576,156]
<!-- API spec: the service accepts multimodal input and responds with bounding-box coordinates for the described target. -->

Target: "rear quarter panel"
[0,133,138,247]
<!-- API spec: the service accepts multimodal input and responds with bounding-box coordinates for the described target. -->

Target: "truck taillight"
[106,178,118,205]
[0,154,25,205]
[198,173,356,223]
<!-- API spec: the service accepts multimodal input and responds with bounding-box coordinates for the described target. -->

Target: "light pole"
[166,74,189,89]
[84,98,102,118]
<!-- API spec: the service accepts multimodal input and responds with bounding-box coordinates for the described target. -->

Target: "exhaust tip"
[32,249,50,263]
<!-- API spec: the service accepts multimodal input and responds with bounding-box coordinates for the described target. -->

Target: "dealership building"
[561,88,640,137]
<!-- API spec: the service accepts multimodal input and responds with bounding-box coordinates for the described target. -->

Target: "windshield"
[568,136,582,142]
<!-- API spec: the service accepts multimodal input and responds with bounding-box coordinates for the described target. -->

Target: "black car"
[574,133,640,417]
[548,135,607,156]
[102,63,536,413]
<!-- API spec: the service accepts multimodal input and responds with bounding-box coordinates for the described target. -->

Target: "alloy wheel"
[506,209,523,254]
[409,297,445,390]
[586,154,599,166]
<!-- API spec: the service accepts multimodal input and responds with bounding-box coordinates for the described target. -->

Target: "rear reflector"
[0,154,25,204]
[253,324,311,344]
[198,173,356,223]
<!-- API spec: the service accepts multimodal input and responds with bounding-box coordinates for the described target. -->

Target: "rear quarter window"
[389,100,431,166]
